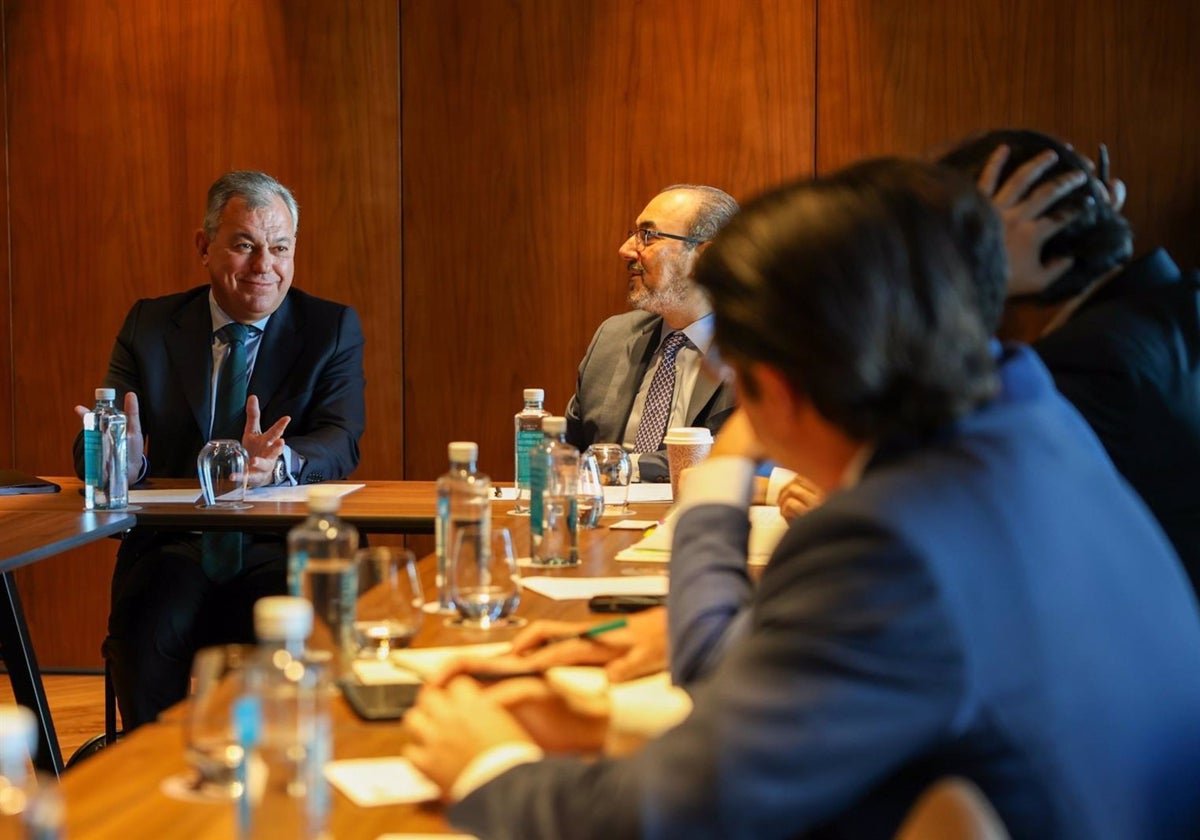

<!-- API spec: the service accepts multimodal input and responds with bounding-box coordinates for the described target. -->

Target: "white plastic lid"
[306,486,342,513]
[254,596,313,642]
[542,416,566,435]
[448,441,479,462]
[523,388,545,401]
[663,427,714,445]
[95,388,116,401]
[0,705,36,762]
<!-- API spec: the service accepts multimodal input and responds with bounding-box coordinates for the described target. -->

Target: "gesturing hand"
[241,395,290,487]
[976,145,1088,297]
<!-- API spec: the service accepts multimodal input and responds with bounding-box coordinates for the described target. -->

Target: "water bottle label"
[83,427,101,486]
[287,551,307,596]
[515,430,542,484]
[529,454,546,538]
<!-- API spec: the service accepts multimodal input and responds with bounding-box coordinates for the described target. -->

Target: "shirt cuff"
[278,445,304,485]
[608,672,693,740]
[449,741,545,802]
[674,456,756,517]
[764,467,798,505]
[133,454,149,485]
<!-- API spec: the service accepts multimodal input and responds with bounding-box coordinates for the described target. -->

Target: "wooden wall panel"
[817,0,1200,268]
[400,0,816,484]
[4,0,400,666]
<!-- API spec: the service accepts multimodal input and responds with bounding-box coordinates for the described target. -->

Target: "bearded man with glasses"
[564,184,739,483]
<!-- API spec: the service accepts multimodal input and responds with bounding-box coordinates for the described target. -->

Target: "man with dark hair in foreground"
[403,160,1200,838]
[941,129,1200,590]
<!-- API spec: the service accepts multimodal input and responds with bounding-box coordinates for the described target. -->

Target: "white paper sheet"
[324,758,441,806]
[614,505,786,566]
[387,642,514,680]
[519,575,668,601]
[245,483,364,502]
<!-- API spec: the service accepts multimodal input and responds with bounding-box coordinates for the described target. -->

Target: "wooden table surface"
[20,477,445,534]
[58,508,671,838]
[0,509,135,574]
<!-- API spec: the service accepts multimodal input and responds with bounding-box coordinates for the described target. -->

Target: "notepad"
[0,470,60,496]
[614,505,787,565]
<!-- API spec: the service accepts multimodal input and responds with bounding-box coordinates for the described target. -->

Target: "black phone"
[340,681,421,721]
[588,594,666,613]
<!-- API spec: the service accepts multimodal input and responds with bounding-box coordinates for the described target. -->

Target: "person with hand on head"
[72,170,366,730]
[403,158,1200,839]
[940,129,1200,592]
[565,185,739,483]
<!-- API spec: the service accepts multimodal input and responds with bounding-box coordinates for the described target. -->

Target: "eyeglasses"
[627,228,707,249]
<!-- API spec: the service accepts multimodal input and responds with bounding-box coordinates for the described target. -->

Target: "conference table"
[0,505,137,776]
[55,502,668,838]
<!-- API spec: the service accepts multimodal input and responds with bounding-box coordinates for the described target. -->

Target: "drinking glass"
[183,644,256,799]
[353,547,424,660]
[576,455,605,529]
[448,525,523,629]
[197,439,252,510]
[586,443,634,515]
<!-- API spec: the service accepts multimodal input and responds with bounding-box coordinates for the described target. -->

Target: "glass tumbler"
[197,439,252,510]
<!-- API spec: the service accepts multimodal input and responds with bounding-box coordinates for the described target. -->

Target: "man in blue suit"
[403,159,1200,838]
[74,171,365,728]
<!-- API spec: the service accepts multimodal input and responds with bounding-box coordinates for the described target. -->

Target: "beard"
[626,261,692,315]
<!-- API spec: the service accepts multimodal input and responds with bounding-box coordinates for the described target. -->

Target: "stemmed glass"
[586,443,634,516]
[448,525,524,629]
[180,644,256,800]
[196,439,252,510]
[353,547,424,660]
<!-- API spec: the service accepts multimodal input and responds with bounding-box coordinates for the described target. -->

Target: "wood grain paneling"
[400,0,816,483]
[4,0,400,666]
[817,0,1200,267]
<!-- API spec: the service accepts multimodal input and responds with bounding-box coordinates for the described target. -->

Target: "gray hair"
[202,171,299,239]
[659,184,740,245]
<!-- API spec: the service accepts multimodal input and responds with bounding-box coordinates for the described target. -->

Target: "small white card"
[520,575,668,601]
[608,519,659,531]
[324,757,440,806]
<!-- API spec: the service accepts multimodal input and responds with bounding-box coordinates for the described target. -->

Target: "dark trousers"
[104,531,288,730]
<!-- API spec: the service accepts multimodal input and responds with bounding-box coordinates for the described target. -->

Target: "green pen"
[546,617,628,646]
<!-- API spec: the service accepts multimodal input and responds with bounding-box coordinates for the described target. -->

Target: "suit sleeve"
[667,504,756,686]
[565,322,605,451]
[449,515,965,839]
[72,300,147,478]
[285,306,366,482]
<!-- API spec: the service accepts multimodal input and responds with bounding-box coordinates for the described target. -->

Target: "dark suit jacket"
[74,285,366,485]
[564,310,735,482]
[452,346,1200,839]
[1034,248,1200,591]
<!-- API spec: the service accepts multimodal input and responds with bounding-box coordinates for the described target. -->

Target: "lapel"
[606,316,662,440]
[164,292,216,437]
[685,356,723,423]
[249,293,302,416]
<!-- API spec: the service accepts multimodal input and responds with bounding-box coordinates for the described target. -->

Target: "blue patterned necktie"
[635,331,689,453]
[212,322,251,441]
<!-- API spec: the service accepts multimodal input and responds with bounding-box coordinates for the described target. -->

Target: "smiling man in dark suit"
[564,185,739,482]
[74,170,365,728]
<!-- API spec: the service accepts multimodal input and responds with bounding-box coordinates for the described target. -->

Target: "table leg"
[0,571,64,776]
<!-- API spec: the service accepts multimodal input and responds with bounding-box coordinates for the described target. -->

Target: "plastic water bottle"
[513,388,549,513]
[0,705,63,840]
[82,388,128,510]
[530,417,579,566]
[435,442,491,613]
[236,597,331,840]
[287,489,359,681]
